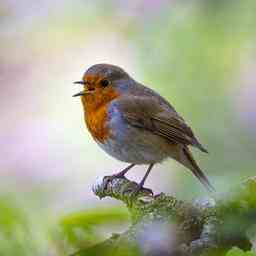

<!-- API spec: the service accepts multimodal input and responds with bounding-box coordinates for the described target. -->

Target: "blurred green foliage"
[0,195,52,256]
[60,207,129,249]
[0,195,130,255]
[226,247,256,256]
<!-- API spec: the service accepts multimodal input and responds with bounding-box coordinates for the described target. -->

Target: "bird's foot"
[103,174,126,190]
[102,174,153,197]
[130,184,153,197]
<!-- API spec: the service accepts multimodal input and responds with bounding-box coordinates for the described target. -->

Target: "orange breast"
[84,104,109,142]
[81,88,119,143]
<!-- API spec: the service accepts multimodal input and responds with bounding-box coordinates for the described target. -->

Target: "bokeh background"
[1,0,256,255]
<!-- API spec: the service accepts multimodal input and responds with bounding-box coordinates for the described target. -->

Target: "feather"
[117,95,208,153]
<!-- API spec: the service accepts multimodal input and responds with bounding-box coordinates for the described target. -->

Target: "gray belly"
[96,125,173,164]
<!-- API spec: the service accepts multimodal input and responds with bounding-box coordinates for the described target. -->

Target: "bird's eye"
[100,79,109,87]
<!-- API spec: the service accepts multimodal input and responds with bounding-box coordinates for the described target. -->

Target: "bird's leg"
[103,164,135,189]
[133,164,154,195]
[113,164,135,178]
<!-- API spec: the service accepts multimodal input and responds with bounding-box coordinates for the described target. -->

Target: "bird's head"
[73,64,131,110]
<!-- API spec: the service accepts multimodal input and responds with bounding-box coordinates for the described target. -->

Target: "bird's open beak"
[74,81,86,85]
[73,81,86,97]
[73,81,95,97]
[73,91,86,97]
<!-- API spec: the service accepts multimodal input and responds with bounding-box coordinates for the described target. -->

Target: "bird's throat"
[81,89,119,143]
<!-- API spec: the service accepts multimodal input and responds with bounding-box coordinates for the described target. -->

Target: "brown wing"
[116,96,208,153]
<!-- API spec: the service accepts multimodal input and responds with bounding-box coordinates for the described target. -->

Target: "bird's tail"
[182,146,215,193]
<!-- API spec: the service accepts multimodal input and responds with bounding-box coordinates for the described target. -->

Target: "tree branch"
[74,176,256,256]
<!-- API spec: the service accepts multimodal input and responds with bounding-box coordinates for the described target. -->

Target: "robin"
[73,64,214,193]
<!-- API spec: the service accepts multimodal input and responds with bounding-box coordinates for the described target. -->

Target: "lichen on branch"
[74,176,256,256]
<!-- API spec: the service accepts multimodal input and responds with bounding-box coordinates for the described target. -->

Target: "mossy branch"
[73,176,256,256]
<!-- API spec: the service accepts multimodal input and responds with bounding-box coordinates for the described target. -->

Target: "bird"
[73,63,214,193]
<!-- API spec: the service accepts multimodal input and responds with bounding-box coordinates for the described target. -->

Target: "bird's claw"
[129,185,153,198]
[103,174,125,190]
[102,174,154,198]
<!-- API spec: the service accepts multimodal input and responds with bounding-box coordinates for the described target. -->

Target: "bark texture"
[73,176,256,256]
